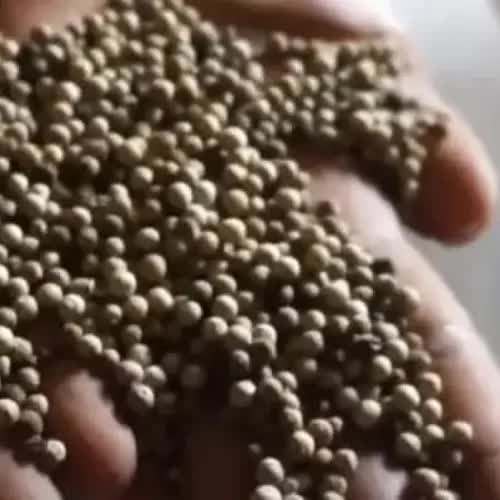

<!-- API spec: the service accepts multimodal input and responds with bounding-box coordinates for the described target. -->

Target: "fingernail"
[318,0,405,34]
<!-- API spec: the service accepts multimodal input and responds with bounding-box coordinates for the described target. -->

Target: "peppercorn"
[288,430,315,461]
[143,365,168,389]
[395,431,422,459]
[15,367,40,392]
[17,409,44,437]
[41,439,67,471]
[127,382,155,413]
[24,394,49,415]
[392,384,421,412]
[230,379,257,407]
[353,399,382,429]
[0,398,20,428]
[116,359,144,385]
[0,0,468,494]
[446,421,474,446]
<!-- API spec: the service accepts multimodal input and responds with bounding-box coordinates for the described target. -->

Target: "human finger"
[310,164,500,499]
[42,362,137,500]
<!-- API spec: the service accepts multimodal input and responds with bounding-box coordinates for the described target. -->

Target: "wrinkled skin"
[0,1,498,499]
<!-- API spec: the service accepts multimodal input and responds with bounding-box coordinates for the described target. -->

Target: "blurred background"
[393,0,500,352]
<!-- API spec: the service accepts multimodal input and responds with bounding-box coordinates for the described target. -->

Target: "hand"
[0,1,498,500]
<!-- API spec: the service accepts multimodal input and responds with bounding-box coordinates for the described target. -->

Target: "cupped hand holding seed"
[0,1,498,500]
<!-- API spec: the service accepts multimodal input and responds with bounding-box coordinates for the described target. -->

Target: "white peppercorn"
[288,430,315,461]
[127,382,155,413]
[392,384,421,412]
[76,334,103,358]
[0,326,14,354]
[395,431,422,459]
[0,398,20,428]
[24,394,49,415]
[144,365,168,389]
[116,359,144,385]
[16,367,40,391]
[127,343,152,367]
[230,379,256,407]
[257,457,285,485]
[353,399,382,429]
[332,449,359,476]
[447,421,474,446]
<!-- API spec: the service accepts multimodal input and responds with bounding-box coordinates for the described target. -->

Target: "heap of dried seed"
[0,0,470,498]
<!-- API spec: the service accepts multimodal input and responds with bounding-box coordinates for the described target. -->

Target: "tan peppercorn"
[42,439,67,470]
[288,430,315,461]
[411,468,441,493]
[395,431,422,459]
[447,421,474,446]
[230,379,257,407]
[332,449,359,477]
[127,382,155,413]
[24,394,49,416]
[392,384,421,412]
[116,359,144,385]
[0,398,20,428]
[0,0,465,491]
[307,419,334,447]
[16,367,40,391]
[353,399,382,429]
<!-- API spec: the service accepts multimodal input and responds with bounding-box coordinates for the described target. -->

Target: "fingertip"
[43,363,137,500]
[349,455,406,500]
[412,113,498,244]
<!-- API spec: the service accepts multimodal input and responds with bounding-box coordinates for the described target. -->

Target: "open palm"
[0,1,498,499]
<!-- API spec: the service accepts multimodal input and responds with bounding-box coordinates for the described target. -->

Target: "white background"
[393,0,500,353]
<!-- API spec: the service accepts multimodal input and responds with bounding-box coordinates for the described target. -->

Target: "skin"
[0,1,498,499]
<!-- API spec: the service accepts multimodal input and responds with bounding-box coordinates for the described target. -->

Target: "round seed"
[43,440,67,470]
[392,384,421,412]
[307,419,334,447]
[167,182,193,210]
[0,399,20,427]
[333,449,359,476]
[24,394,49,415]
[411,468,441,493]
[16,367,40,391]
[252,485,282,500]
[395,432,422,459]
[36,283,63,307]
[257,457,285,485]
[447,421,474,446]
[127,382,155,413]
[17,409,44,436]
[353,399,382,429]
[230,379,256,407]
[147,287,174,315]
[288,430,315,461]
[0,326,14,353]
